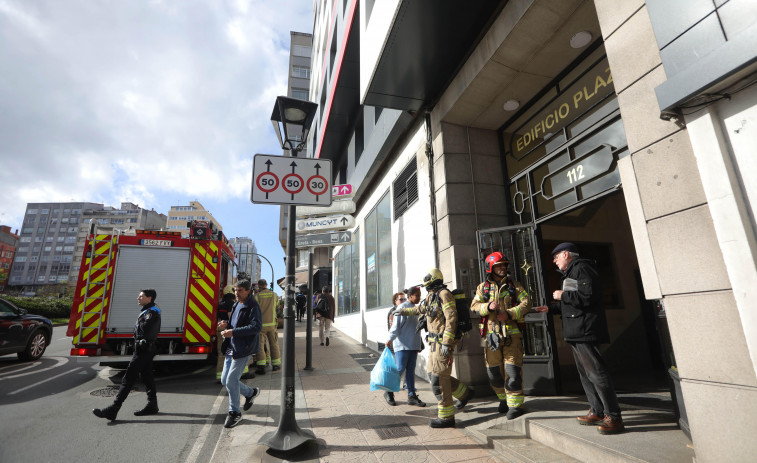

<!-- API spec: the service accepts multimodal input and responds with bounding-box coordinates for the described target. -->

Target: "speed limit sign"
[250,153,333,206]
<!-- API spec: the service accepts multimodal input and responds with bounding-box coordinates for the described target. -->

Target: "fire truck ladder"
[77,226,118,345]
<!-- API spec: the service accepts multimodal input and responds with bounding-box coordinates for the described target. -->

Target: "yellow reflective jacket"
[470,275,531,336]
[255,289,277,327]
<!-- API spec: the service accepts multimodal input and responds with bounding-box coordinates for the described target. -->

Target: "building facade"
[229,237,262,283]
[9,202,103,294]
[0,225,19,292]
[305,0,757,460]
[166,201,222,237]
[70,202,167,286]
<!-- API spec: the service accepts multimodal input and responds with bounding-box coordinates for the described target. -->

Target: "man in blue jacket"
[535,243,623,434]
[218,279,262,428]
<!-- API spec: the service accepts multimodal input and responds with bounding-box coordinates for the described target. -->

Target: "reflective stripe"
[452,382,468,399]
[496,392,508,400]
[271,358,281,366]
[474,294,485,302]
[506,394,524,407]
[442,301,454,310]
[444,330,455,339]
[438,405,455,418]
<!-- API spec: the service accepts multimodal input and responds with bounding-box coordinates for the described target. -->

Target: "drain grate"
[90,386,120,397]
[373,423,416,440]
[348,353,375,359]
[362,364,375,372]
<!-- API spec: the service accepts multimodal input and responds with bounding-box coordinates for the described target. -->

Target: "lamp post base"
[261,426,315,452]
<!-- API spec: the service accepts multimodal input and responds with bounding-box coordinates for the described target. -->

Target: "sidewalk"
[210,321,694,462]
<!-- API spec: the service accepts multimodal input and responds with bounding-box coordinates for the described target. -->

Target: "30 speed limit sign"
[250,154,333,206]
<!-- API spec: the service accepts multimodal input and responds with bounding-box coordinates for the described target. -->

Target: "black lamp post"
[261,96,318,452]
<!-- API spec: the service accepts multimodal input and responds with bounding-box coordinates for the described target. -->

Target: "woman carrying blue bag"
[384,286,427,407]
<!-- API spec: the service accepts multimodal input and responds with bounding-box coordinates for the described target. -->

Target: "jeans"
[221,353,253,413]
[394,349,418,395]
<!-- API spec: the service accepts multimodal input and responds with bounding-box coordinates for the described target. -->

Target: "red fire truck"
[67,221,235,364]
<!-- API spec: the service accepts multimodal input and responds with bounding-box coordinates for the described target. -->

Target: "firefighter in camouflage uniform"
[395,268,472,428]
[471,252,532,419]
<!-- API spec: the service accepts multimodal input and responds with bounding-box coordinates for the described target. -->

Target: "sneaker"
[577,410,604,426]
[429,417,455,428]
[243,387,260,411]
[224,411,242,428]
[597,415,625,434]
[133,402,159,416]
[454,388,473,410]
[92,404,120,421]
[506,407,524,420]
[407,394,426,407]
[271,365,280,372]
[498,401,508,414]
[383,391,396,406]
[326,337,330,346]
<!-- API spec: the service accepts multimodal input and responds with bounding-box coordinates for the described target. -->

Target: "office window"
[16,257,27,262]
[49,275,57,282]
[297,249,309,268]
[57,237,64,242]
[334,228,360,315]
[61,217,69,223]
[292,65,310,78]
[44,246,52,252]
[63,246,74,253]
[20,237,31,243]
[365,193,392,309]
[28,209,38,214]
[292,44,312,57]
[38,276,45,282]
[22,227,33,234]
[41,209,49,214]
[291,87,309,100]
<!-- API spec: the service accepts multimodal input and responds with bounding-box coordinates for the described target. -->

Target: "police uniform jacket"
[547,257,609,343]
[471,276,531,336]
[135,302,161,342]
[398,287,457,347]
[222,295,262,359]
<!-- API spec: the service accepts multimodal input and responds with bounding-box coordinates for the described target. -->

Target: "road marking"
[185,388,225,463]
[8,366,82,395]
[0,357,68,380]
[0,361,42,375]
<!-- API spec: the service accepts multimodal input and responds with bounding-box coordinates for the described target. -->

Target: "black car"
[0,297,53,361]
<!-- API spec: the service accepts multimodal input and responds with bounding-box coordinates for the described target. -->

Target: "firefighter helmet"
[223,285,234,295]
[421,268,444,288]
[485,252,509,273]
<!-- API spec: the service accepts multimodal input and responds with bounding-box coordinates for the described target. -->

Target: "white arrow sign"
[296,200,356,217]
[332,184,353,197]
[295,231,353,248]
[296,215,354,233]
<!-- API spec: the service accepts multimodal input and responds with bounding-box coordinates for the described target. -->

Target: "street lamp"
[261,96,318,453]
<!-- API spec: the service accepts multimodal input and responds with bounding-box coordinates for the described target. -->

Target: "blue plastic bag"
[369,348,401,392]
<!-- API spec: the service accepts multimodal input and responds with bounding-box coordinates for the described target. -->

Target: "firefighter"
[254,279,280,374]
[93,289,161,421]
[394,268,472,428]
[471,252,532,419]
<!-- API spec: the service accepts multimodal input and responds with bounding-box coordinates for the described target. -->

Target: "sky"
[0,0,315,293]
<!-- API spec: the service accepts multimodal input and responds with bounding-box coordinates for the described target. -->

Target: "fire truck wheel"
[18,330,48,361]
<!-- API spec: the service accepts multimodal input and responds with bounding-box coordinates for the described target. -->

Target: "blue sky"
[0,0,315,293]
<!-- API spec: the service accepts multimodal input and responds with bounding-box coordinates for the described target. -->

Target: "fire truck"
[67,220,235,365]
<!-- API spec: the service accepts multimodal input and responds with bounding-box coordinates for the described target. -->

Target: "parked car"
[0,297,53,361]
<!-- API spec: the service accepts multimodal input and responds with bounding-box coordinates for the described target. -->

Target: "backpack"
[315,297,330,317]
[429,287,473,340]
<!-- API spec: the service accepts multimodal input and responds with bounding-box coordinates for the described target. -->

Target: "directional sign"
[295,231,353,248]
[332,184,353,197]
[296,199,356,217]
[296,214,354,233]
[250,154,333,206]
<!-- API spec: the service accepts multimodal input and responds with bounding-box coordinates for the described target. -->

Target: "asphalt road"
[0,326,227,463]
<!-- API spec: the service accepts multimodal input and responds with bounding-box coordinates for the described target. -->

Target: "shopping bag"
[369,348,401,392]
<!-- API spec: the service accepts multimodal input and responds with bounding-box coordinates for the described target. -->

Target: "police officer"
[395,268,472,428]
[93,289,161,421]
[471,252,532,419]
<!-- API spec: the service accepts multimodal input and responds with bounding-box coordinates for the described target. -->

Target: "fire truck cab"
[67,220,234,364]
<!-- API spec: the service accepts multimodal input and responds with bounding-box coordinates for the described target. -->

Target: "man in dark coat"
[535,242,624,434]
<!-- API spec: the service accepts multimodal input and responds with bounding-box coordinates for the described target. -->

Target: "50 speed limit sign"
[250,153,333,206]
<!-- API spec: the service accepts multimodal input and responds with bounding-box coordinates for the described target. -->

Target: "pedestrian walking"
[315,286,335,346]
[216,285,235,383]
[92,289,161,421]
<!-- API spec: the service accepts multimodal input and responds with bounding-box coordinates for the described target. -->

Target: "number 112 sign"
[250,153,333,206]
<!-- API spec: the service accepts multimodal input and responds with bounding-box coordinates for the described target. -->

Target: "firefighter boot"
[429,417,455,428]
[506,407,524,420]
[134,401,159,416]
[454,388,473,410]
[93,403,121,421]
[498,401,508,414]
